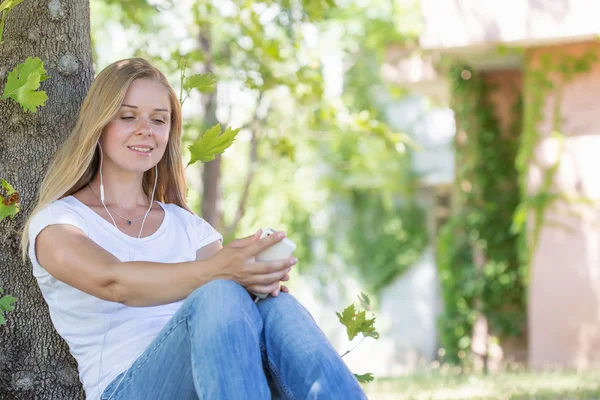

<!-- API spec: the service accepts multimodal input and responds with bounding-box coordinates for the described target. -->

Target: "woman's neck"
[88,173,150,213]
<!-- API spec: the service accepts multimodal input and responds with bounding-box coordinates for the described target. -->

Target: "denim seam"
[187,312,205,400]
[113,313,189,395]
[260,343,295,400]
[259,295,318,400]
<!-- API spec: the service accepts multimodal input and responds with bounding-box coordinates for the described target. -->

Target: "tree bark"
[200,86,222,230]
[198,27,223,231]
[0,1,93,398]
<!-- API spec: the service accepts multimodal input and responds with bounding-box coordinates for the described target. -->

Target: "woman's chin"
[115,163,159,175]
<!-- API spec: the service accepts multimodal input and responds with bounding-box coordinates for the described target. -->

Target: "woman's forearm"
[107,259,227,307]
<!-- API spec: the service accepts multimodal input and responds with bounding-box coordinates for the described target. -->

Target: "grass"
[363,368,600,400]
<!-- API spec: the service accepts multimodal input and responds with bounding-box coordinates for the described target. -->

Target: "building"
[384,0,600,370]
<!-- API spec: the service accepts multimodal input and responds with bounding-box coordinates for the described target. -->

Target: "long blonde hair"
[21,58,189,259]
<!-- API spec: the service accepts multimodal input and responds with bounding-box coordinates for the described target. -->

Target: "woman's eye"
[121,116,135,121]
[153,119,166,124]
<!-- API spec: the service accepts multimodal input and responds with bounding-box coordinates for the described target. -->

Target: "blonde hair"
[21,58,189,260]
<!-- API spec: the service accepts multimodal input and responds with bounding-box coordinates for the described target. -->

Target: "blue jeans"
[100,279,367,399]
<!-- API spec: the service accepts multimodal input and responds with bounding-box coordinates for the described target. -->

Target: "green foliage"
[307,0,426,292]
[438,65,524,364]
[187,124,240,166]
[299,0,336,20]
[336,292,380,384]
[336,303,379,341]
[0,0,24,12]
[178,58,217,106]
[1,57,49,112]
[316,117,427,292]
[0,0,25,43]
[354,373,374,384]
[184,73,217,94]
[440,50,600,366]
[0,179,20,222]
[514,50,597,270]
[0,288,17,326]
[346,194,428,293]
[357,291,372,311]
[99,0,158,28]
[436,214,477,362]
[92,0,425,294]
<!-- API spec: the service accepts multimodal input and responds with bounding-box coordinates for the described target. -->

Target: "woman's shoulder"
[160,202,198,223]
[161,203,218,232]
[34,196,85,218]
[29,196,90,240]
[161,202,222,246]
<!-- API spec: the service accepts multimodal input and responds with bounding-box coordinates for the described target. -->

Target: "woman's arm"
[35,224,293,307]
[196,240,223,260]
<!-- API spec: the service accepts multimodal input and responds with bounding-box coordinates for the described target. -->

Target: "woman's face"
[99,78,171,174]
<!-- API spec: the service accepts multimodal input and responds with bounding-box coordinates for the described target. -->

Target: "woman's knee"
[257,292,315,323]
[185,279,260,327]
[188,279,247,304]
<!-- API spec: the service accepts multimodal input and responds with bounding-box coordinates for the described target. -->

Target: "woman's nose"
[136,119,153,135]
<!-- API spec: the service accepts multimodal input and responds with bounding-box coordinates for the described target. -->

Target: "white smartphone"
[252,228,297,300]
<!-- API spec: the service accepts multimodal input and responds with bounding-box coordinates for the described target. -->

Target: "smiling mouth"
[128,146,154,155]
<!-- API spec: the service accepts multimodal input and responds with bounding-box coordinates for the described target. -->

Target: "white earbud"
[98,143,105,202]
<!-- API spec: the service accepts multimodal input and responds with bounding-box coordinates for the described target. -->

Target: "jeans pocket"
[100,371,126,400]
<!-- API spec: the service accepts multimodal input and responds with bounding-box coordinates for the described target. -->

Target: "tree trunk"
[198,27,223,231]
[0,1,93,398]
[200,87,222,230]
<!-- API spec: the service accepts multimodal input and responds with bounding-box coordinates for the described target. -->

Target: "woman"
[21,58,366,400]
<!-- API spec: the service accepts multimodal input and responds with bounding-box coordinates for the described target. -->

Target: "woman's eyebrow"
[121,104,170,113]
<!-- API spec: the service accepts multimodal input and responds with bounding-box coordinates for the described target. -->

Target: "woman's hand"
[271,273,290,297]
[210,229,297,296]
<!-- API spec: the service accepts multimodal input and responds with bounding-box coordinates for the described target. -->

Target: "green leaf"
[0,202,19,221]
[184,73,217,93]
[1,179,16,195]
[187,124,240,166]
[271,137,296,161]
[358,292,371,311]
[0,0,25,13]
[0,179,20,222]
[1,57,50,112]
[354,373,374,384]
[336,304,379,341]
[336,304,356,338]
[0,295,16,312]
[0,288,17,326]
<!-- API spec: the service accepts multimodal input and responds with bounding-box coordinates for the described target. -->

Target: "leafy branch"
[178,58,234,169]
[178,58,217,107]
[336,292,380,384]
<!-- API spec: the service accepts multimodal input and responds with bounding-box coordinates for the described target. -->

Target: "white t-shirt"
[28,196,223,400]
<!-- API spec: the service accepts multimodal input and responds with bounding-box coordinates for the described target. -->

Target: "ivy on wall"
[437,64,524,364]
[438,46,598,365]
[512,49,597,274]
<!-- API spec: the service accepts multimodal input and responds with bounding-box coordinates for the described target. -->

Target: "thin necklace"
[87,183,150,225]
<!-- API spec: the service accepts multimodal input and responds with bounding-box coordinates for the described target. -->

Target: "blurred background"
[91,0,600,398]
